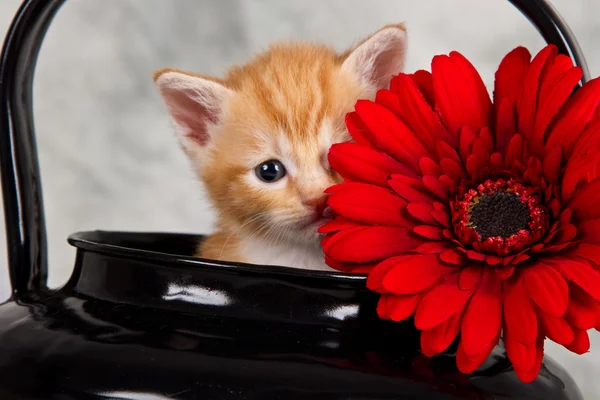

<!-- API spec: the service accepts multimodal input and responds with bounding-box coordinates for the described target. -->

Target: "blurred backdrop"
[0,0,598,397]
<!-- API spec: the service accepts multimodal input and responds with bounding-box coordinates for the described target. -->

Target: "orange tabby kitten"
[154,24,407,270]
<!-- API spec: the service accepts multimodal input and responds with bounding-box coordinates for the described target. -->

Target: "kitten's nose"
[303,195,329,217]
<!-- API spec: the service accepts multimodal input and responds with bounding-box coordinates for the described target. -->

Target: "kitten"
[154,24,407,271]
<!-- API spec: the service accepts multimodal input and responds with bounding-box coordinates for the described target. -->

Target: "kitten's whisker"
[218,211,269,258]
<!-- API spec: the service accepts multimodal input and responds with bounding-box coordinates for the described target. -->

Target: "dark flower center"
[452,178,548,256]
[470,192,530,240]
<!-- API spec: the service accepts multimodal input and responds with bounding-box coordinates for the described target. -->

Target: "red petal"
[346,111,375,147]
[565,285,598,330]
[571,115,600,160]
[318,218,363,233]
[439,158,466,182]
[419,157,441,177]
[324,255,375,273]
[457,334,499,374]
[466,250,486,262]
[494,46,531,106]
[479,127,495,153]
[411,241,452,254]
[503,255,516,266]
[495,99,517,155]
[432,54,486,136]
[567,178,600,221]
[534,67,582,152]
[564,329,591,354]
[439,248,468,266]
[377,293,421,322]
[546,223,577,246]
[438,175,455,187]
[542,146,563,185]
[430,208,451,228]
[414,272,474,330]
[545,77,600,157]
[450,51,491,128]
[524,263,569,316]
[461,268,502,355]
[548,198,560,219]
[422,176,451,202]
[459,125,477,163]
[411,70,435,108]
[512,338,545,383]
[406,203,435,225]
[538,313,575,345]
[545,256,600,300]
[390,74,453,149]
[504,280,538,343]
[328,142,414,187]
[490,152,504,171]
[375,89,403,116]
[513,254,531,265]
[518,45,558,149]
[323,226,421,263]
[466,139,491,178]
[505,134,525,168]
[458,265,483,290]
[382,254,458,295]
[420,312,462,356]
[412,225,444,240]
[324,183,345,194]
[327,182,410,226]
[436,139,461,163]
[486,255,502,266]
[350,265,374,274]
[419,329,437,358]
[355,100,430,170]
[574,243,600,266]
[522,156,541,186]
[367,256,403,292]
[473,136,491,162]
[504,335,538,373]
[562,151,600,204]
[389,175,437,204]
[578,218,600,244]
[540,54,574,88]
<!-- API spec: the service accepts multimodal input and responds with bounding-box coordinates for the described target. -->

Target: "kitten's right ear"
[341,24,408,93]
[154,69,233,154]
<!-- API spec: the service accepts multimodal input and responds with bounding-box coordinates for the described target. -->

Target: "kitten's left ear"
[341,24,408,92]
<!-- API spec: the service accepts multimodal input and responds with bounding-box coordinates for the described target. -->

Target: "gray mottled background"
[0,0,598,397]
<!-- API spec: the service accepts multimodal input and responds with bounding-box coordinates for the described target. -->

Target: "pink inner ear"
[371,47,402,86]
[343,28,407,91]
[162,86,220,146]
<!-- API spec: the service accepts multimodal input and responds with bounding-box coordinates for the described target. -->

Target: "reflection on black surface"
[0,274,580,399]
[324,305,360,321]
[163,283,233,306]
[96,391,178,400]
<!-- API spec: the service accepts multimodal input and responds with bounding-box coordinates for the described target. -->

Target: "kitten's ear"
[154,69,233,154]
[341,24,408,91]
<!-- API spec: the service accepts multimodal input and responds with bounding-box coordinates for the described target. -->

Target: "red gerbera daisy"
[320,44,600,383]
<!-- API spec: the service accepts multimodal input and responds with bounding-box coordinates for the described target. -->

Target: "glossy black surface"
[0,0,591,398]
[0,231,586,399]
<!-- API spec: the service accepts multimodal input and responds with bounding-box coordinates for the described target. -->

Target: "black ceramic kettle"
[0,1,592,399]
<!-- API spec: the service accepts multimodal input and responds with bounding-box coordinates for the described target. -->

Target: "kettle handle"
[0,0,590,298]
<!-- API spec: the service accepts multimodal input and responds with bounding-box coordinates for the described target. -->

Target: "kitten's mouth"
[299,206,334,231]
[303,214,333,231]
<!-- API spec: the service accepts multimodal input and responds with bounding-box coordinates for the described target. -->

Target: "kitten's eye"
[255,160,286,183]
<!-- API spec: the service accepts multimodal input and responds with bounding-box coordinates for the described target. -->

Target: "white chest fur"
[238,237,334,271]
